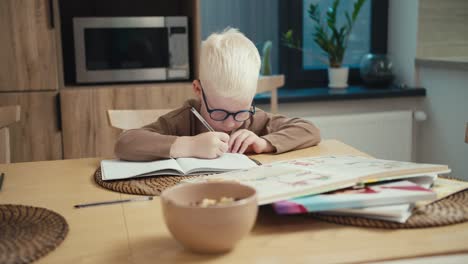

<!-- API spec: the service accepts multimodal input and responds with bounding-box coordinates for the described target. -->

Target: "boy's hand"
[228,129,274,154]
[170,132,229,159]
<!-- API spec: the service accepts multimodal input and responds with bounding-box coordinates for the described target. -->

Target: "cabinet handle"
[56,94,62,131]
[48,0,55,29]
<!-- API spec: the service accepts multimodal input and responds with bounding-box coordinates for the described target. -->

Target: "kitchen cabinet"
[0,0,59,91]
[0,92,62,162]
[60,83,193,159]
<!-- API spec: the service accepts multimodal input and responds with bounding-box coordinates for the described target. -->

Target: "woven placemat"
[311,189,468,229]
[94,167,199,196]
[0,204,69,264]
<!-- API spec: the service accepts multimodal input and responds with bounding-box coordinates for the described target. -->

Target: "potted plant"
[283,0,366,88]
[260,40,273,76]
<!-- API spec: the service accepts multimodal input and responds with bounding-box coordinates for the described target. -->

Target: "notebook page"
[101,158,183,180]
[176,153,258,174]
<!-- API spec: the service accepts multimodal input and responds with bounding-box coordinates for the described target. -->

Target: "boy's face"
[193,80,255,134]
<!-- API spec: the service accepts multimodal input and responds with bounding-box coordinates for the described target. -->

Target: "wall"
[386,0,468,179]
[417,67,468,180]
[258,96,425,162]
[387,0,419,86]
[417,0,468,58]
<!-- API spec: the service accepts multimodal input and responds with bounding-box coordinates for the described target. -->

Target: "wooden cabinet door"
[0,0,58,91]
[0,92,62,162]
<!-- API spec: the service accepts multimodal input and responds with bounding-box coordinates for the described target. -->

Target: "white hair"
[199,28,261,100]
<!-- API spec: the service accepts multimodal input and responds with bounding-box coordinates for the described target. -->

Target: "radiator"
[304,111,422,161]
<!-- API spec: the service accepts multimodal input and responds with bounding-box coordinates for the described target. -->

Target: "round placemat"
[0,204,69,264]
[94,167,200,196]
[311,189,468,229]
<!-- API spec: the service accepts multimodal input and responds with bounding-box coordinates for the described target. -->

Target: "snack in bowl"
[160,182,258,253]
[190,197,238,207]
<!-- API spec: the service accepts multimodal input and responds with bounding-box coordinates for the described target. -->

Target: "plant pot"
[328,67,349,89]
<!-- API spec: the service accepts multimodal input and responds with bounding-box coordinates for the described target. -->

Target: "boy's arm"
[114,116,230,161]
[256,111,321,154]
[114,118,177,161]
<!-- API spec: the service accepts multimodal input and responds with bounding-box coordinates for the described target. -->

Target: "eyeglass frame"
[198,80,256,122]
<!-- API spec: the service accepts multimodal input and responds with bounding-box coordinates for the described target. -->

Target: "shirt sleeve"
[114,117,178,161]
[256,111,321,154]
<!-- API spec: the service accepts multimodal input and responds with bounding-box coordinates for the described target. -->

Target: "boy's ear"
[192,80,202,99]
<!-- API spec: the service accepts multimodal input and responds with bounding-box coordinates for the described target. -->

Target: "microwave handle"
[48,0,55,29]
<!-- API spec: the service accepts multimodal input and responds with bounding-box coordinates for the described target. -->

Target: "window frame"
[279,0,389,88]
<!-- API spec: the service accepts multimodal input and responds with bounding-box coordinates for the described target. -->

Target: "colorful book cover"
[315,177,468,223]
[273,180,436,214]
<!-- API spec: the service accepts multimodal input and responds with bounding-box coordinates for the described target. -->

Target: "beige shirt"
[115,99,321,161]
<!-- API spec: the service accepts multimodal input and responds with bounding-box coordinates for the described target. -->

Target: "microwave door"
[78,27,169,83]
[84,28,169,71]
[73,17,189,83]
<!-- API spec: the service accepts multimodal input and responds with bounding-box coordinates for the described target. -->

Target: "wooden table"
[1,140,468,263]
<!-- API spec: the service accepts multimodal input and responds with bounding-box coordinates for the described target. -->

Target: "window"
[280,0,388,88]
[200,0,280,74]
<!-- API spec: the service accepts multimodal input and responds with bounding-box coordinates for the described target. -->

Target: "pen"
[74,196,153,208]
[0,172,4,191]
[191,107,215,132]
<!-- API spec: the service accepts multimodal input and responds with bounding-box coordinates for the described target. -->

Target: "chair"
[0,105,21,163]
[256,74,285,114]
[107,109,173,130]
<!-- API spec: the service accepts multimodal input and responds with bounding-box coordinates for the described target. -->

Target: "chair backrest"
[256,74,285,114]
[107,109,173,130]
[0,105,21,163]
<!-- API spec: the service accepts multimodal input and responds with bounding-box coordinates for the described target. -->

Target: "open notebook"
[101,153,259,181]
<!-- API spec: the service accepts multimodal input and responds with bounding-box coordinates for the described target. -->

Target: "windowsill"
[254,85,426,104]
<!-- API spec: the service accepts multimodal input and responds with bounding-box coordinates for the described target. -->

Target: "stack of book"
[183,155,463,223]
[273,176,468,223]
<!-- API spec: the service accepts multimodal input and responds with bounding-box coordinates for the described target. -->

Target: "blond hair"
[199,28,261,100]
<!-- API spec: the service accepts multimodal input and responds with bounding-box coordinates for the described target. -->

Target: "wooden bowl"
[160,182,258,253]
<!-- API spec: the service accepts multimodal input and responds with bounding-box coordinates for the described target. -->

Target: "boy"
[115,28,320,161]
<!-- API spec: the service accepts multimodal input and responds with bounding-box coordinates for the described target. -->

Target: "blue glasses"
[199,80,256,122]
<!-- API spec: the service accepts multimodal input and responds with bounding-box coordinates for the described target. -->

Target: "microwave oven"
[73,16,190,84]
